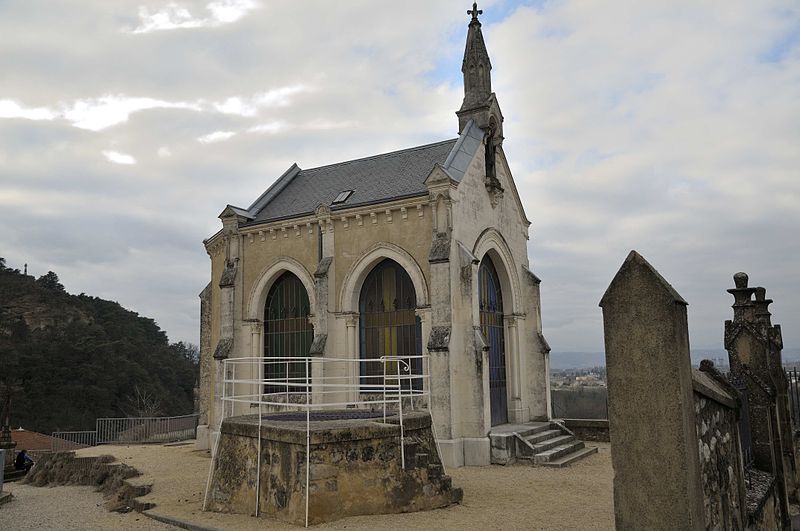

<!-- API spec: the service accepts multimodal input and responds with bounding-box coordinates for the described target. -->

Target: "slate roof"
[242,120,484,225]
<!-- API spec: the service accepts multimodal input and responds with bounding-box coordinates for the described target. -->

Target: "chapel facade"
[197,5,551,468]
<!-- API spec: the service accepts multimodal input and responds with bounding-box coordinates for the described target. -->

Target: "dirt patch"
[0,484,176,531]
[77,441,614,530]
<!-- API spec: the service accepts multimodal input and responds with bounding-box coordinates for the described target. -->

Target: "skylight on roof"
[332,190,353,205]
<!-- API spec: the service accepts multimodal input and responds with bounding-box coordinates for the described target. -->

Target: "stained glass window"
[358,259,421,391]
[263,272,313,394]
[479,256,507,426]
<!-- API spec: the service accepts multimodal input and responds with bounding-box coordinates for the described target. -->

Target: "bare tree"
[123,385,163,417]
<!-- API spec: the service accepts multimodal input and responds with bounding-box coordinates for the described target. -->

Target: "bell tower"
[456,2,504,145]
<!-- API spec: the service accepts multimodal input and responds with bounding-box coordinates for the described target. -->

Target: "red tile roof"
[10,429,57,451]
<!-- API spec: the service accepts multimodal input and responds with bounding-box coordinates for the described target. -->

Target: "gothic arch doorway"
[358,259,422,391]
[263,271,313,393]
[479,255,507,426]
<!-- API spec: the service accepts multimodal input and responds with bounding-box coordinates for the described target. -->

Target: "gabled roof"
[242,121,484,225]
[218,205,253,220]
[248,140,455,224]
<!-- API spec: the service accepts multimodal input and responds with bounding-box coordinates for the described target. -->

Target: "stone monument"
[600,251,705,530]
[725,272,795,525]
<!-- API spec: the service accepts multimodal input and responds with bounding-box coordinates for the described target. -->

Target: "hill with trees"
[0,257,198,434]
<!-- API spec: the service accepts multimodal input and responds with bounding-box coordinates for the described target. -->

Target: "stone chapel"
[197,4,552,468]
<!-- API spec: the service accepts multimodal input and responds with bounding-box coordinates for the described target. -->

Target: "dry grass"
[77,441,614,530]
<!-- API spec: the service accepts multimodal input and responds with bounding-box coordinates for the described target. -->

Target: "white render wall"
[437,136,549,467]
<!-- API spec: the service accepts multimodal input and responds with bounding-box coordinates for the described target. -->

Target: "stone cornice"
[206,236,226,258]
[237,195,430,237]
[204,229,225,253]
[205,189,433,252]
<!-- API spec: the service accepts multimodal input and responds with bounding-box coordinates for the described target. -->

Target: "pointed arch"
[472,228,521,315]
[339,242,429,313]
[358,259,422,390]
[247,257,316,321]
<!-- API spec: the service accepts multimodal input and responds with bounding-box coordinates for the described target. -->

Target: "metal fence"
[51,414,199,451]
[50,430,96,452]
[96,414,198,445]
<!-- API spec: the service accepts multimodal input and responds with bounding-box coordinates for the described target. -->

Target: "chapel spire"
[456,2,504,141]
[461,3,492,108]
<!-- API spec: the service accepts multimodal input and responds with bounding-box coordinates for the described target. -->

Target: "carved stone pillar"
[505,314,524,423]
[248,320,263,359]
[246,320,263,406]
[416,307,432,400]
[544,348,552,419]
[505,315,520,398]
[213,257,237,427]
[345,313,359,401]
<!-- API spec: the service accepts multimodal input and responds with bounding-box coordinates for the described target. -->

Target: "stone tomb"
[198,5,552,470]
[206,410,462,526]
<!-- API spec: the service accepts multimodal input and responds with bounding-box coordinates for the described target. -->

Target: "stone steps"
[404,444,462,503]
[514,423,552,438]
[529,434,575,454]
[524,429,562,445]
[540,446,598,468]
[489,421,597,467]
[532,440,585,464]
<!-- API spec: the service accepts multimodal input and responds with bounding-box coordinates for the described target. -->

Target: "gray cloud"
[493,1,800,351]
[1,0,798,355]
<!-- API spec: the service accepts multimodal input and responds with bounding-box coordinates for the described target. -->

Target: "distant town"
[550,351,800,422]
[550,366,607,389]
[551,348,800,374]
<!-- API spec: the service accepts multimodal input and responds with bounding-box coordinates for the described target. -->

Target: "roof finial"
[468,2,482,23]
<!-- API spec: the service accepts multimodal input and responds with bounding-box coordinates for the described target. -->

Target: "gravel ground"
[0,483,177,531]
[76,441,614,530]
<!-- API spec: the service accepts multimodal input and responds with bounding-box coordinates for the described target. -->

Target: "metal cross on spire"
[468,2,482,22]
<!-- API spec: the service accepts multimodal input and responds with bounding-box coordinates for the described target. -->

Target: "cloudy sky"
[1,0,798,356]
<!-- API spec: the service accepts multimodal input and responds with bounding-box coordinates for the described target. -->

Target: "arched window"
[263,271,313,393]
[479,255,507,425]
[359,259,421,391]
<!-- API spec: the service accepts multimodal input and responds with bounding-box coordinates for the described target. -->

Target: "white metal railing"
[51,414,199,451]
[203,354,437,528]
[51,430,97,452]
[96,414,199,445]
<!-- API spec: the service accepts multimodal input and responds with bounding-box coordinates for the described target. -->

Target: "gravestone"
[600,251,704,530]
[725,273,794,524]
